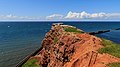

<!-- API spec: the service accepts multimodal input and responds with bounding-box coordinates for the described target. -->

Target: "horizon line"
[0,20,120,22]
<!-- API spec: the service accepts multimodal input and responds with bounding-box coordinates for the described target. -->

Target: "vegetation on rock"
[98,38,120,58]
[64,27,84,33]
[54,37,58,43]
[107,62,120,67]
[22,58,39,67]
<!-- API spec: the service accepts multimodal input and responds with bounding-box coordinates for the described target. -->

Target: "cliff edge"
[23,23,120,67]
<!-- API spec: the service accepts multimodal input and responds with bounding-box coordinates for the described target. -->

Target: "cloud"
[46,14,63,20]
[0,14,42,20]
[65,11,106,19]
[1,12,120,21]
[0,14,17,20]
[106,13,120,19]
[65,11,80,19]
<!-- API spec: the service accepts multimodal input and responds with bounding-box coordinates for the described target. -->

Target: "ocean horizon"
[0,22,120,67]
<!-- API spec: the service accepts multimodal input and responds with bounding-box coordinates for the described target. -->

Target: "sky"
[0,0,120,21]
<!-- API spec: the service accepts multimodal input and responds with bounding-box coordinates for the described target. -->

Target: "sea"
[0,22,120,67]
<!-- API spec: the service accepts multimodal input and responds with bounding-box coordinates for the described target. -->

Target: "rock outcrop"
[30,23,120,67]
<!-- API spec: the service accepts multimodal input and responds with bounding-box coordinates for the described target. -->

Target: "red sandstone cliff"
[30,23,120,67]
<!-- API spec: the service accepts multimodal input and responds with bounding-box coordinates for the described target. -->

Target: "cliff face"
[31,23,120,67]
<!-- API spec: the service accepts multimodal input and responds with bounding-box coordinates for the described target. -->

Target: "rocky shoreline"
[22,23,120,67]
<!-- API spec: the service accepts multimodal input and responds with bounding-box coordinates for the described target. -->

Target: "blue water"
[0,22,120,67]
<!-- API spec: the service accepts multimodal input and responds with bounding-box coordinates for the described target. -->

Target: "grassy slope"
[98,38,120,67]
[98,38,120,58]
[64,27,84,33]
[22,58,40,67]
[107,62,120,67]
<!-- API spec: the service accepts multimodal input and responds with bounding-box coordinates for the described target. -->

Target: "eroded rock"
[29,23,120,67]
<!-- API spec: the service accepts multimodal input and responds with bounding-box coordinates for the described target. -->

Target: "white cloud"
[0,14,43,20]
[65,11,106,19]
[65,11,80,19]
[0,14,17,20]
[46,14,63,20]
[1,12,120,21]
[105,13,120,19]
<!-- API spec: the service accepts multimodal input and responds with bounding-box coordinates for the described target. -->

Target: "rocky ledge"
[23,23,120,67]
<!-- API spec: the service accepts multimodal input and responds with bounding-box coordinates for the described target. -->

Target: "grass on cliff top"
[98,38,120,58]
[22,58,39,67]
[64,27,84,33]
[107,62,120,67]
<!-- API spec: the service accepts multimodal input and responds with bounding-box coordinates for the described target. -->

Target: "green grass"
[107,62,120,67]
[54,37,58,43]
[22,58,40,67]
[64,27,84,33]
[98,38,120,58]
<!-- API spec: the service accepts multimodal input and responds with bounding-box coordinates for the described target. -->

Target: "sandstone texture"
[30,23,120,67]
